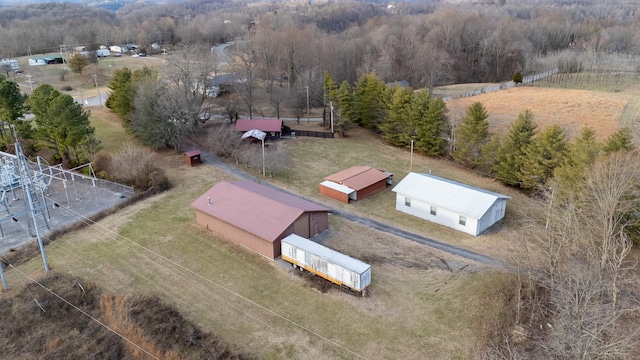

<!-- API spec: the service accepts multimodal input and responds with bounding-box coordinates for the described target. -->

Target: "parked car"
[138,53,147,57]
[113,53,122,57]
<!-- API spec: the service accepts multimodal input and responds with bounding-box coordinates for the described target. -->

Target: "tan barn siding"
[319,184,349,203]
[195,210,277,259]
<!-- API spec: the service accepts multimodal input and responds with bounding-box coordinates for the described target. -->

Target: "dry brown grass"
[446,86,630,140]
[0,272,248,360]
[4,68,635,358]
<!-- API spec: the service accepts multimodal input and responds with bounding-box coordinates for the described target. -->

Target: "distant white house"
[0,59,20,72]
[109,44,138,53]
[392,172,511,236]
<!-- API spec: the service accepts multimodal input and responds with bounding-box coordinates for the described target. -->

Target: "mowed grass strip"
[89,107,137,154]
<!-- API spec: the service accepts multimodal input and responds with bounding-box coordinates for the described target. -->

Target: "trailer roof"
[282,234,371,274]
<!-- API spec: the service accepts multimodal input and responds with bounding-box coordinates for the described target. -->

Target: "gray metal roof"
[392,172,511,219]
[281,234,371,274]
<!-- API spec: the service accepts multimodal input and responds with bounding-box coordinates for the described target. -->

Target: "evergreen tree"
[379,85,413,146]
[494,109,537,186]
[0,75,29,142]
[323,71,338,104]
[451,102,490,168]
[519,124,567,190]
[106,67,157,129]
[335,81,354,136]
[30,84,94,166]
[601,127,633,155]
[106,67,133,125]
[352,74,385,130]
[554,126,600,195]
[512,71,523,85]
[415,95,448,156]
[478,134,501,175]
[129,79,171,149]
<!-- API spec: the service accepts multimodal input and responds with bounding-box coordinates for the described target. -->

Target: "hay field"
[446,86,632,140]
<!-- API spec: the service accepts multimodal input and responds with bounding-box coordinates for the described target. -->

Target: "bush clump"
[109,142,170,191]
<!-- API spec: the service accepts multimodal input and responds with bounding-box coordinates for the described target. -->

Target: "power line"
[8,264,160,360]
[30,204,368,359]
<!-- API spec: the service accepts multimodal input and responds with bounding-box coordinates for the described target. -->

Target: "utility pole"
[26,74,34,93]
[0,259,7,289]
[261,137,265,176]
[330,101,334,134]
[93,74,102,107]
[410,139,414,172]
[12,126,50,272]
[306,85,310,123]
[59,44,69,66]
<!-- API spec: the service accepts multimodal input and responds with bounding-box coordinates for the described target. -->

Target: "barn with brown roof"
[191,180,330,259]
[235,118,283,140]
[320,166,393,203]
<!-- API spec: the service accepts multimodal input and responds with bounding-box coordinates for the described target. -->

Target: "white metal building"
[392,172,511,236]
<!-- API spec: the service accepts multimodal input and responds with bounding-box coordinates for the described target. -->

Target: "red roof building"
[235,119,282,139]
[183,149,202,167]
[191,181,329,259]
[320,166,392,203]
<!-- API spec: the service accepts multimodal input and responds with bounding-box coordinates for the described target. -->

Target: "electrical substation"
[0,140,133,287]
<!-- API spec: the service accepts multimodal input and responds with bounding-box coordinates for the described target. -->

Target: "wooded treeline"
[1,0,639,88]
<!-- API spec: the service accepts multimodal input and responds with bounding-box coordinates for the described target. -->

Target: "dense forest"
[1,0,639,88]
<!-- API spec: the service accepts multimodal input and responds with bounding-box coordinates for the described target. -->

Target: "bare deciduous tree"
[515,152,640,359]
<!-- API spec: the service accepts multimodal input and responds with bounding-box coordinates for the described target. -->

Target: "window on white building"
[405,197,411,207]
[430,206,437,215]
[459,215,467,226]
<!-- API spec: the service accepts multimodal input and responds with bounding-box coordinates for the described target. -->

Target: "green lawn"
[89,107,136,154]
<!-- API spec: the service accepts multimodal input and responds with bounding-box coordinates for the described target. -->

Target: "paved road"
[189,144,506,269]
[75,91,108,107]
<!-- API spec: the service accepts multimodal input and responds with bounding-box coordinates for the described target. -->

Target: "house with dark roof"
[320,166,393,203]
[191,180,330,259]
[392,172,511,236]
[235,119,283,140]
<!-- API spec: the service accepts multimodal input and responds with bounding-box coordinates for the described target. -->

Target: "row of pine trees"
[324,72,633,193]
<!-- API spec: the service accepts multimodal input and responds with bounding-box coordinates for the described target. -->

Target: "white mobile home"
[109,44,138,54]
[281,234,371,293]
[392,172,511,236]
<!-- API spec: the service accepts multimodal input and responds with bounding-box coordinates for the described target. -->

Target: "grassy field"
[2,69,634,358]
[12,53,161,96]
[89,107,137,154]
[3,151,513,359]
